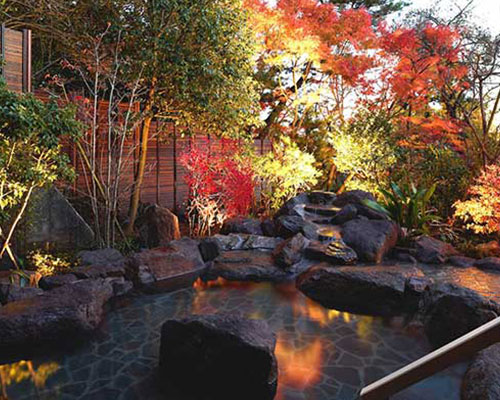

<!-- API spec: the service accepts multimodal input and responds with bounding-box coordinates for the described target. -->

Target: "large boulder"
[333,190,376,208]
[159,314,277,400]
[449,256,476,268]
[274,193,309,218]
[208,234,283,252]
[128,238,206,291]
[419,283,500,348]
[78,248,125,266]
[330,204,357,225]
[474,257,500,272]
[308,191,337,205]
[136,204,181,248]
[462,344,500,400]
[304,239,357,265]
[0,279,113,350]
[221,217,263,236]
[38,274,78,290]
[297,264,425,316]
[71,263,126,279]
[206,250,290,283]
[476,241,500,258]
[272,233,309,268]
[0,284,43,305]
[26,187,94,250]
[275,215,306,238]
[342,219,399,263]
[414,236,459,264]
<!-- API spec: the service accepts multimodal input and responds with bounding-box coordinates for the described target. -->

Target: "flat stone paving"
[1,270,487,400]
[420,263,500,302]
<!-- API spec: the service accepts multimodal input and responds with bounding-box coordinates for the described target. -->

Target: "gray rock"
[210,234,282,251]
[302,221,320,240]
[474,257,500,272]
[78,248,125,266]
[198,237,221,262]
[260,218,276,237]
[308,191,337,205]
[128,238,206,291]
[304,204,341,217]
[342,219,399,263]
[419,283,500,348]
[221,217,263,236]
[297,264,424,316]
[136,204,180,248]
[404,276,434,312]
[72,263,126,279]
[0,284,43,305]
[333,190,376,208]
[39,274,78,290]
[105,277,133,297]
[331,204,357,225]
[26,187,94,250]
[137,265,155,286]
[0,279,114,349]
[274,193,309,218]
[275,215,306,238]
[449,256,476,268]
[355,203,389,220]
[304,239,357,265]
[414,236,459,264]
[159,314,277,400]
[206,250,290,283]
[273,233,310,268]
[462,343,500,400]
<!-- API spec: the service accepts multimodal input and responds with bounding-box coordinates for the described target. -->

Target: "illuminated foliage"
[180,140,255,237]
[0,360,59,398]
[0,83,79,268]
[454,162,500,235]
[28,250,72,278]
[254,137,320,213]
[328,112,396,194]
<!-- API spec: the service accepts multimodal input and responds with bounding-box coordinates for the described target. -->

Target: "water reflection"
[0,361,59,399]
[275,335,324,393]
[0,281,464,399]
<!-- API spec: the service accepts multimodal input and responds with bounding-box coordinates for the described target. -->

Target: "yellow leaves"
[254,137,320,212]
[454,163,500,235]
[28,250,72,278]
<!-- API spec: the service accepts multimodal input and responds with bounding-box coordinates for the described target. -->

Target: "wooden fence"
[61,111,272,215]
[0,25,31,93]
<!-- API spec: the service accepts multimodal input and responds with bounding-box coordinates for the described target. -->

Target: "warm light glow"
[192,277,256,290]
[275,335,324,395]
[0,360,59,399]
[292,297,353,327]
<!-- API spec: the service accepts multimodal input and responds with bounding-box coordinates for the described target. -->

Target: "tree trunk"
[126,112,153,236]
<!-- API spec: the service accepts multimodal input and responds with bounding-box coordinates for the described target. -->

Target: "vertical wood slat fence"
[63,113,272,215]
[0,25,31,93]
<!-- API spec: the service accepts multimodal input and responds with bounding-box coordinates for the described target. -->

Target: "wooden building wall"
[0,25,31,93]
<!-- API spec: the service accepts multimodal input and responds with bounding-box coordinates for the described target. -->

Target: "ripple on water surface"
[0,282,465,400]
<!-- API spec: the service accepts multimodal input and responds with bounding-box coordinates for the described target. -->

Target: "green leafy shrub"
[393,146,470,218]
[364,181,438,237]
[328,112,396,194]
[254,137,320,214]
[0,82,80,268]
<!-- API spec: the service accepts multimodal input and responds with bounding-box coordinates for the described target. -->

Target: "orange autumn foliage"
[246,0,469,150]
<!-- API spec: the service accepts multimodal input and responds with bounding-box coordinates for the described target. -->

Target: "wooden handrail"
[358,316,500,400]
